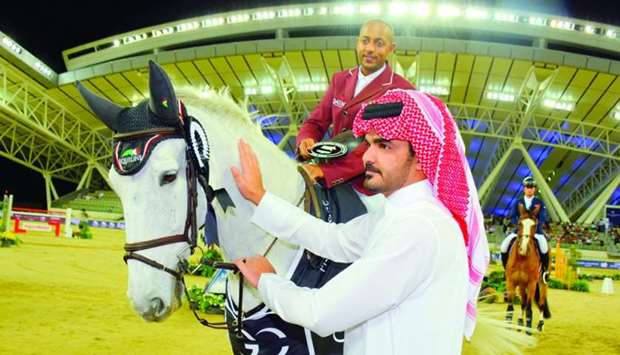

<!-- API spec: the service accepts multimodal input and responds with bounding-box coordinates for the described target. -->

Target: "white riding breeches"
[500,232,548,254]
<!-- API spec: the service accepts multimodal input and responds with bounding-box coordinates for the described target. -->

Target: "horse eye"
[161,173,177,185]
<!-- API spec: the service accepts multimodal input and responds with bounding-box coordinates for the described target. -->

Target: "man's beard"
[363,163,382,192]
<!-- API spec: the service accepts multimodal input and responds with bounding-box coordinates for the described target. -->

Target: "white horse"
[111,93,304,320]
[77,61,383,328]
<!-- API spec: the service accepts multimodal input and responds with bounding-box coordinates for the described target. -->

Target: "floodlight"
[584,25,596,34]
[550,20,574,30]
[228,14,250,24]
[494,12,518,23]
[2,36,22,54]
[388,3,408,16]
[465,7,488,20]
[411,2,431,17]
[419,85,449,96]
[543,99,573,111]
[298,82,327,92]
[486,91,515,102]
[278,8,301,17]
[260,85,274,95]
[528,17,546,26]
[333,4,355,15]
[202,17,225,28]
[360,3,381,15]
[254,11,276,20]
[437,4,460,18]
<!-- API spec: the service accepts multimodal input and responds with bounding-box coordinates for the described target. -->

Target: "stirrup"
[542,271,549,285]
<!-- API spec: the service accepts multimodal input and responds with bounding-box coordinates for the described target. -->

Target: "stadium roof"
[0,1,619,221]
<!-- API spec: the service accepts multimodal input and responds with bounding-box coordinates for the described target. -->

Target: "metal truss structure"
[1,54,618,219]
[0,59,111,208]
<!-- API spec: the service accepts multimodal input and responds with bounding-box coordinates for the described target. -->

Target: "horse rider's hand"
[297,138,316,161]
[302,163,324,183]
[231,139,266,205]
[233,256,276,288]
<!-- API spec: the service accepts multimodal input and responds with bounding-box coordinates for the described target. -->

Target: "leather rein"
[118,128,245,337]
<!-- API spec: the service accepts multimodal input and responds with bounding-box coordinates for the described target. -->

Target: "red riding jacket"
[296,64,414,194]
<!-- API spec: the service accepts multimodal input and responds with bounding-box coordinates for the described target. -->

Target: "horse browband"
[114,127,179,140]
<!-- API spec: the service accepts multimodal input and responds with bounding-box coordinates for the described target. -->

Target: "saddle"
[286,136,367,355]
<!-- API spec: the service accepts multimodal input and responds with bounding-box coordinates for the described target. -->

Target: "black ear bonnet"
[77,60,210,177]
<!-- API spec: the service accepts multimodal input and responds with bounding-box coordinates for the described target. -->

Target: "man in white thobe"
[231,89,489,355]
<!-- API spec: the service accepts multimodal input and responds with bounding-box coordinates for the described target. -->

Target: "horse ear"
[77,82,123,132]
[148,60,179,126]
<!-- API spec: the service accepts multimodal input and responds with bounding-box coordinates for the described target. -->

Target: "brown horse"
[505,207,551,334]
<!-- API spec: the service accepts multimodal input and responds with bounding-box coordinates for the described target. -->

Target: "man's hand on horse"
[297,138,316,160]
[302,163,324,183]
[231,139,266,205]
[233,256,276,288]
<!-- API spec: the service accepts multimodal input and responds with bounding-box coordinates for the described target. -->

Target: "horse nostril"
[151,298,165,314]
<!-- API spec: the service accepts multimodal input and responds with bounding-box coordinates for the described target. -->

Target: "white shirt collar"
[354,63,386,97]
[358,63,386,81]
[386,179,435,207]
[524,195,534,208]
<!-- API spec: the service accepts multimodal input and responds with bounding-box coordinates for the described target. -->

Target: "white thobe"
[251,180,468,355]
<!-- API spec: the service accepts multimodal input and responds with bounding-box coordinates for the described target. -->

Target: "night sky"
[1,0,618,208]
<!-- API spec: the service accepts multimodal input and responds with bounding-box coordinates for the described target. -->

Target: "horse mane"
[175,86,301,201]
[176,87,256,129]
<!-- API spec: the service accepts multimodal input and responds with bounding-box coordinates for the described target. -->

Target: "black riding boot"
[501,252,509,269]
[540,252,550,284]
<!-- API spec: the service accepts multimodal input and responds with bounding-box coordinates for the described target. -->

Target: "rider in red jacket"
[297,20,414,194]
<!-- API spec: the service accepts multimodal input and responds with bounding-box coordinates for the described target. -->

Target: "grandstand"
[52,190,122,214]
[0,2,619,226]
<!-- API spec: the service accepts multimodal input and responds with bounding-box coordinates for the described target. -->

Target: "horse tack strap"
[113,127,179,140]
[123,253,182,279]
[124,234,188,252]
[297,165,322,220]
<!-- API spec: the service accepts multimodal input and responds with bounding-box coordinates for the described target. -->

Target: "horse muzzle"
[134,297,174,322]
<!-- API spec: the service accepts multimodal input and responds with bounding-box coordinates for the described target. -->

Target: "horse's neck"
[196,108,305,308]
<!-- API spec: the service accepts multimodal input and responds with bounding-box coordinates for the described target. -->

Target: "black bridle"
[119,128,246,338]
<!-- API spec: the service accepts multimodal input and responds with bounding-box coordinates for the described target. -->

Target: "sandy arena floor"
[1,229,619,354]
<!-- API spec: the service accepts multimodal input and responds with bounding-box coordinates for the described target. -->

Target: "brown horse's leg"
[517,286,526,330]
[537,280,552,319]
[525,280,538,335]
[505,278,515,323]
[536,279,551,331]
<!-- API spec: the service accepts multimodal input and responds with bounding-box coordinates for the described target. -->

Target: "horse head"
[517,204,537,256]
[78,61,208,321]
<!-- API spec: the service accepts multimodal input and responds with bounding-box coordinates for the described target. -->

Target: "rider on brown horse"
[500,177,550,283]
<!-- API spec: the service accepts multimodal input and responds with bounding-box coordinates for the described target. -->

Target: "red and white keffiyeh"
[353,89,490,339]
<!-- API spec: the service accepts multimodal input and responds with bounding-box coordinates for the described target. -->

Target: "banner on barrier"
[576,260,620,270]
[19,222,52,231]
